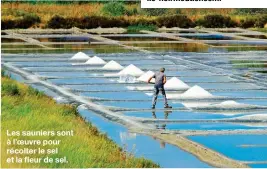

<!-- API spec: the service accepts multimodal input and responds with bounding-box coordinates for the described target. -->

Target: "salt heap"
[70,52,90,60]
[217,101,242,107]
[102,60,124,70]
[137,71,155,83]
[188,100,263,110]
[235,114,267,121]
[210,100,256,109]
[85,56,106,65]
[118,64,144,76]
[181,85,213,98]
[164,77,190,90]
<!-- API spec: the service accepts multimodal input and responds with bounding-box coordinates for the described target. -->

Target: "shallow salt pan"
[117,75,136,83]
[127,86,154,91]
[70,52,90,60]
[102,60,124,70]
[85,56,107,65]
[118,64,144,77]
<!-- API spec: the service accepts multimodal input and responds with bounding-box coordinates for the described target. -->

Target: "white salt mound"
[85,56,106,65]
[118,64,144,76]
[235,114,267,121]
[70,52,90,60]
[137,71,155,83]
[212,100,256,109]
[164,77,190,89]
[102,60,124,70]
[218,101,241,106]
[181,85,213,98]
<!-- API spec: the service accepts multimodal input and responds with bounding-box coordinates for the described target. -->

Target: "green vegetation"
[230,60,267,68]
[102,2,126,16]
[221,46,267,52]
[143,8,168,16]
[131,43,209,52]
[256,70,267,74]
[127,24,157,33]
[44,14,196,30]
[1,3,267,29]
[156,15,195,28]
[249,28,267,33]
[1,74,159,168]
[233,64,267,68]
[230,60,267,64]
[196,15,237,28]
[233,8,267,15]
[2,13,40,29]
[240,15,267,28]
[46,15,129,29]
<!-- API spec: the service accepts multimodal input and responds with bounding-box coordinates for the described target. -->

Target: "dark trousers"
[152,86,168,107]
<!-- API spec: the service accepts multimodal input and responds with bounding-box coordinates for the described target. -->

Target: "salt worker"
[148,67,172,109]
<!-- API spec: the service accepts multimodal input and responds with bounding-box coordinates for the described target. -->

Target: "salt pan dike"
[180,100,267,110]
[127,76,190,91]
[3,63,147,129]
[69,52,90,61]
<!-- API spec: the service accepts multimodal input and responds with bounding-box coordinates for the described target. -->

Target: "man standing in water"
[148,68,172,109]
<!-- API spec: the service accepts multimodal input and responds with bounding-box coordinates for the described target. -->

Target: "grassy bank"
[1,74,159,168]
[249,28,267,33]
[1,2,267,29]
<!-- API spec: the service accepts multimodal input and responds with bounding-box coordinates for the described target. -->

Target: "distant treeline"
[1,2,267,29]
[1,0,140,4]
[2,14,267,30]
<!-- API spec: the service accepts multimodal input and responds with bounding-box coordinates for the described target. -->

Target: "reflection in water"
[132,43,209,52]
[120,132,137,143]
[160,140,166,148]
[36,37,98,42]
[180,34,238,40]
[152,110,172,130]
[151,110,173,149]
[102,36,176,41]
